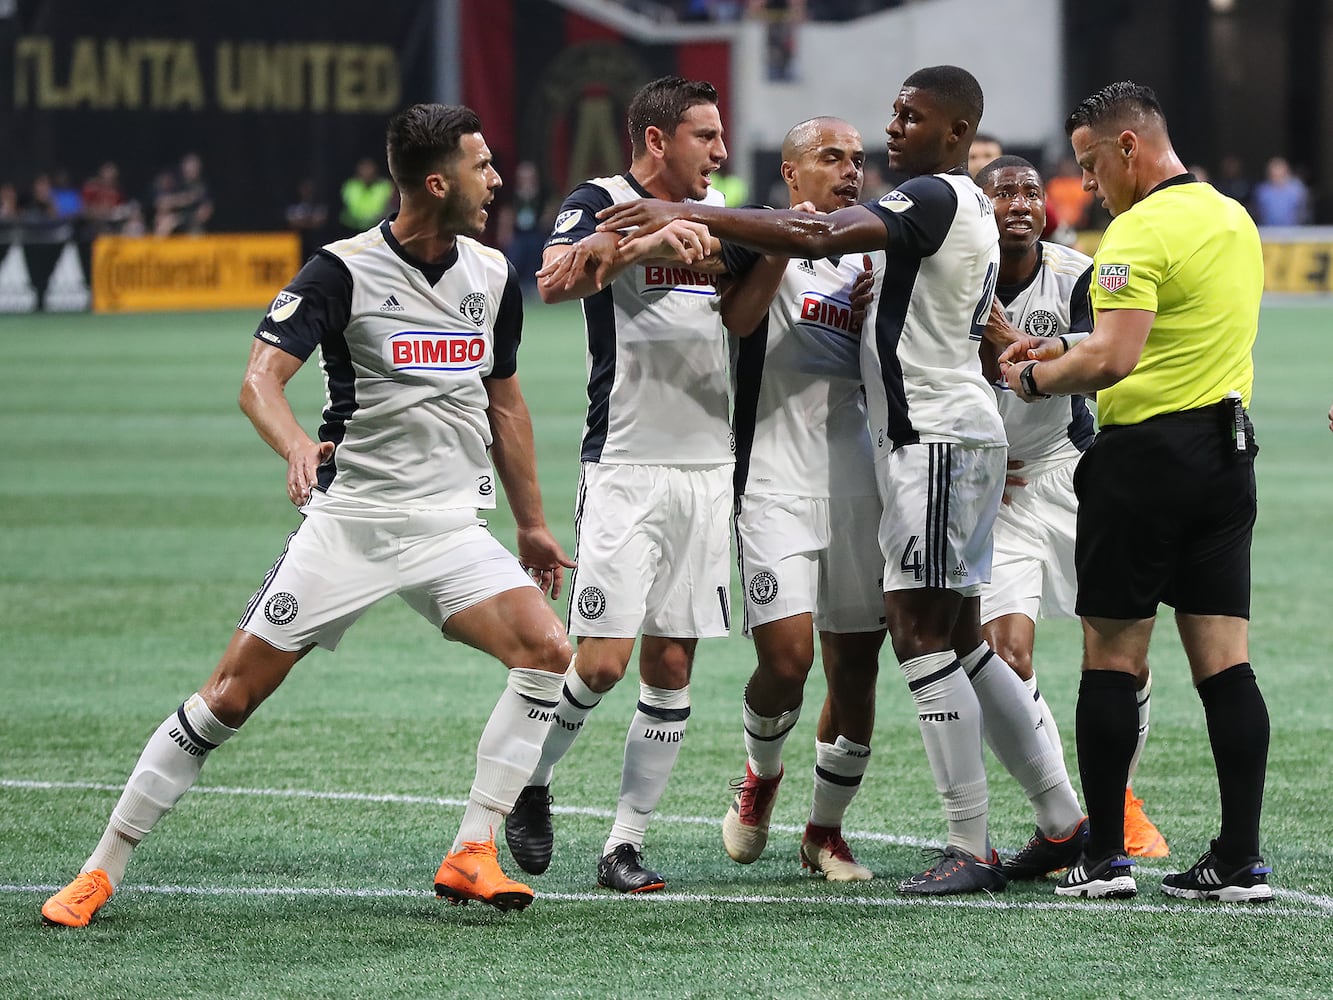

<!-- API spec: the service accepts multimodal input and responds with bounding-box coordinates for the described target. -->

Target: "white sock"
[808,736,871,828]
[1127,674,1152,783]
[85,693,238,887]
[963,643,1082,839]
[900,650,989,859]
[453,667,565,850]
[1023,672,1065,760]
[528,658,601,788]
[604,683,689,855]
[742,695,800,779]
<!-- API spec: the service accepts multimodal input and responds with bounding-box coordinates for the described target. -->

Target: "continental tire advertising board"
[2,0,435,233]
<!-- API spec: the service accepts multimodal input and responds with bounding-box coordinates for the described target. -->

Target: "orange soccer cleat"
[41,870,113,928]
[434,839,535,912]
[1124,787,1170,858]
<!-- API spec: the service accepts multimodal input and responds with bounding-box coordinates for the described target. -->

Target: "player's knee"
[578,656,630,694]
[755,650,815,691]
[197,681,256,729]
[514,630,574,674]
[997,643,1033,680]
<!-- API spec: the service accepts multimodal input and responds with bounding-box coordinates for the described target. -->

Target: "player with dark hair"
[41,103,575,926]
[718,116,886,881]
[503,76,732,894]
[973,154,1167,876]
[601,65,1085,895]
[968,133,1003,178]
[1001,81,1272,901]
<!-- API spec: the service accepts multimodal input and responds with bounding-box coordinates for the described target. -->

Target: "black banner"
[1,0,435,234]
[0,237,92,313]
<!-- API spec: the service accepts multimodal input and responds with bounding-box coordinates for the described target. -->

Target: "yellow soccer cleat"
[1125,787,1170,858]
[41,870,113,928]
[434,839,535,912]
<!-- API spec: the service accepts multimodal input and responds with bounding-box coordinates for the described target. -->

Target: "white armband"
[1058,331,1091,352]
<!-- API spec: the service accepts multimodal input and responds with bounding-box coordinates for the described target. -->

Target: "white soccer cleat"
[800,824,873,882]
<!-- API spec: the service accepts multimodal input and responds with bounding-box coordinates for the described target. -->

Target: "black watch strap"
[1019,363,1051,399]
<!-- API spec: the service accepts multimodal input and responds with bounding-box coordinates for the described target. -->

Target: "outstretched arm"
[597,199,889,259]
[485,373,575,599]
[1001,308,1154,402]
[538,220,721,301]
[238,340,331,507]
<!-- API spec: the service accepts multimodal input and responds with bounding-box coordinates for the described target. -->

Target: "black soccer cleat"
[1160,841,1274,903]
[505,785,554,875]
[597,843,666,894]
[1001,817,1090,880]
[897,845,1008,896]
[1054,851,1137,898]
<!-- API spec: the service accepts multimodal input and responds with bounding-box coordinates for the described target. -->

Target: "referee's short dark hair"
[974,154,1039,191]
[626,76,719,158]
[1065,82,1165,138]
[386,103,483,189]
[902,65,984,127]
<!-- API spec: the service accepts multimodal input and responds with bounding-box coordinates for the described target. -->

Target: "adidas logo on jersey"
[797,259,816,275]
[380,294,405,312]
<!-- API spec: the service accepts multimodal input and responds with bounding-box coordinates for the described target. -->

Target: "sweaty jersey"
[861,170,1006,452]
[253,220,521,510]
[723,240,883,498]
[545,173,733,467]
[994,241,1096,470]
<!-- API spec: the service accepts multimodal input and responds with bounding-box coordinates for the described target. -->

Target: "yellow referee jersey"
[1088,175,1263,427]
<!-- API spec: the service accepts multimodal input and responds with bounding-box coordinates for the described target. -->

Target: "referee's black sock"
[1075,670,1139,861]
[1198,662,1269,864]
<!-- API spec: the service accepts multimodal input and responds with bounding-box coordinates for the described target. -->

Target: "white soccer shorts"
[567,462,732,639]
[239,494,537,652]
[735,492,886,635]
[876,441,1006,597]
[979,457,1079,624]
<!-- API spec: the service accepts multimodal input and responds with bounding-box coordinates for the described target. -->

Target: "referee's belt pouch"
[1216,394,1259,460]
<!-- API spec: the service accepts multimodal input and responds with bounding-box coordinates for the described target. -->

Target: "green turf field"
[2,300,1331,998]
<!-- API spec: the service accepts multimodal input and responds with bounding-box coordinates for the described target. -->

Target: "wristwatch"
[1019,363,1051,399]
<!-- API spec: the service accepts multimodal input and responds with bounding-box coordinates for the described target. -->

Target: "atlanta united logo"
[460,292,486,325]
[748,571,779,606]
[577,586,606,620]
[264,592,298,625]
[1025,309,1058,337]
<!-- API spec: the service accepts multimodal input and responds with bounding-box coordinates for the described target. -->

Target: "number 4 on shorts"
[900,535,924,582]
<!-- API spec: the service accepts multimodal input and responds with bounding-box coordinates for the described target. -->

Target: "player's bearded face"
[662,103,727,201]
[442,133,501,236]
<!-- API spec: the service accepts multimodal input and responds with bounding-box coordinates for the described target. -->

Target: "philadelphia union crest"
[748,571,779,606]
[577,586,606,620]
[1025,309,1058,337]
[264,592,299,625]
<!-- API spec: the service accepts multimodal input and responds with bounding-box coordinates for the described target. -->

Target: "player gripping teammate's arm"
[537,220,724,303]
[1000,309,1151,401]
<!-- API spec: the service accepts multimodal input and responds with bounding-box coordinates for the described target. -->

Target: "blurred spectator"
[286,178,330,260]
[710,170,749,207]
[1187,163,1210,184]
[81,161,140,235]
[154,153,214,235]
[49,170,83,219]
[750,0,806,80]
[861,161,893,201]
[0,182,19,226]
[1251,156,1311,226]
[967,133,1003,178]
[1044,157,1093,230]
[21,174,68,238]
[340,157,395,234]
[496,161,552,294]
[1212,154,1252,208]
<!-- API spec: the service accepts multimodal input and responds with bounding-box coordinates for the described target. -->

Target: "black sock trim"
[965,649,997,680]
[637,701,690,722]
[743,719,800,742]
[814,765,863,787]
[562,682,599,712]
[518,693,560,709]
[175,705,219,751]
[906,658,960,692]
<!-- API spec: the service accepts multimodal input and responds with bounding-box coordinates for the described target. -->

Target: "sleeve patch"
[267,290,303,322]
[877,190,915,213]
[1096,264,1130,293]
[553,209,583,234]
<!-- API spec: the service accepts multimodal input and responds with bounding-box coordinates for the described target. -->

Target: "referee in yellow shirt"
[1000,82,1273,902]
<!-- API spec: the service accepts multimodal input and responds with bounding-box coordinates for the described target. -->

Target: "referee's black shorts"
[1074,400,1258,621]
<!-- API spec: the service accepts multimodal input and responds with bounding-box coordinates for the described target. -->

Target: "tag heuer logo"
[460,291,486,325]
[1097,264,1130,293]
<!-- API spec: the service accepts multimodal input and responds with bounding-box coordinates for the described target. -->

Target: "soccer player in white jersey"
[41,105,576,927]
[502,77,732,894]
[601,66,1086,895]
[973,156,1168,873]
[716,117,887,881]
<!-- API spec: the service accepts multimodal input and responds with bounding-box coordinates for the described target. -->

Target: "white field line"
[5,777,1330,917]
